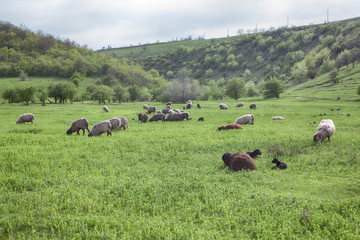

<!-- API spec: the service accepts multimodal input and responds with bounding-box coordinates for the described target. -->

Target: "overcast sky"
[1,0,359,50]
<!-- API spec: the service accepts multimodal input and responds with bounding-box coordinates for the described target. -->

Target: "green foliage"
[263,77,284,99]
[91,85,114,104]
[225,77,246,100]
[48,82,77,104]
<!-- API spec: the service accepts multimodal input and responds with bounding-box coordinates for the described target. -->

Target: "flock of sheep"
[15,101,337,171]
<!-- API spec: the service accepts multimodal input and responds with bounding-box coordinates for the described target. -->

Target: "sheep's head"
[313,133,321,142]
[253,149,261,156]
[222,153,232,166]
[217,126,225,131]
[272,158,280,164]
[66,129,72,135]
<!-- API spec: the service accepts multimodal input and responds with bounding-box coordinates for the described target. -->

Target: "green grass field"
[1,95,360,238]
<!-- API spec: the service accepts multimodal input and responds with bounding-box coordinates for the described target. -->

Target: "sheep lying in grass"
[246,149,261,158]
[66,118,90,135]
[313,119,335,142]
[198,117,204,121]
[217,123,243,131]
[149,113,165,122]
[88,120,112,137]
[16,113,35,124]
[272,116,285,120]
[109,117,121,131]
[137,113,148,123]
[249,103,256,110]
[117,116,128,130]
[272,158,287,169]
[222,152,256,171]
[103,106,109,112]
[236,103,244,107]
[219,103,228,109]
[234,114,254,125]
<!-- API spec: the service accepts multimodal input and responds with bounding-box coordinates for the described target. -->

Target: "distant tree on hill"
[91,85,114,104]
[225,77,246,100]
[263,77,284,99]
[330,71,339,84]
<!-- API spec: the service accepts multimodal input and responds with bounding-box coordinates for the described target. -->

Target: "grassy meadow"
[0,95,360,239]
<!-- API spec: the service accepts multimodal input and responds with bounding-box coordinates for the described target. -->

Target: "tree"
[37,87,48,106]
[91,85,114,104]
[225,77,246,100]
[113,84,129,103]
[128,85,142,101]
[263,77,284,99]
[48,82,77,103]
[70,72,85,87]
[19,71,28,81]
[246,81,258,97]
[2,88,19,103]
[329,71,339,84]
[18,86,35,105]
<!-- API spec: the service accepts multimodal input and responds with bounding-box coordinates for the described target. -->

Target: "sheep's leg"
[77,130,80,135]
[107,131,112,136]
[82,129,85,135]
[328,136,330,142]
[86,127,90,133]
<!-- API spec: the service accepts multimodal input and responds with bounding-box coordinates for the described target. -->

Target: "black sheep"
[272,158,287,170]
[246,149,261,158]
[198,117,204,121]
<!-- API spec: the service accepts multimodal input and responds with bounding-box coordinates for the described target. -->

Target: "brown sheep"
[66,118,90,135]
[222,152,256,171]
[217,123,243,131]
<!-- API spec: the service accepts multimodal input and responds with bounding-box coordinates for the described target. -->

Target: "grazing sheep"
[165,113,183,121]
[198,117,204,121]
[137,113,148,123]
[222,152,256,171]
[162,106,171,114]
[217,123,243,131]
[66,118,90,135]
[16,113,35,124]
[88,120,112,137]
[168,110,175,115]
[103,106,109,112]
[219,103,228,110]
[234,114,254,125]
[149,113,165,122]
[272,158,287,169]
[235,103,244,107]
[143,104,148,110]
[246,149,262,158]
[174,109,181,113]
[197,103,202,109]
[166,102,172,107]
[147,106,156,114]
[180,111,191,120]
[109,117,121,131]
[186,102,192,109]
[117,116,129,130]
[249,103,256,110]
[313,119,335,142]
[272,116,285,120]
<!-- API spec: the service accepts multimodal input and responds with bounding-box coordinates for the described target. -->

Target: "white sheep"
[88,120,112,137]
[109,117,121,131]
[313,119,335,142]
[103,106,109,112]
[16,113,35,124]
[116,116,128,130]
[234,114,254,125]
[272,116,285,120]
[219,103,228,109]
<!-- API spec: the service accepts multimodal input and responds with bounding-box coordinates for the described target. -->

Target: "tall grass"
[0,98,359,239]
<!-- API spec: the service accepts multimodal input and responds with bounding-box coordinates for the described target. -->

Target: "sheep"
[234,114,254,125]
[222,152,256,171]
[16,113,35,124]
[185,102,192,109]
[249,103,256,110]
[88,120,112,137]
[272,116,285,120]
[162,106,171,114]
[165,113,183,121]
[198,117,204,121]
[235,103,244,107]
[246,149,262,158]
[66,118,90,135]
[197,103,202,109]
[217,123,243,131]
[109,117,121,131]
[174,109,181,113]
[166,102,172,107]
[180,111,191,120]
[272,158,287,169]
[219,103,228,110]
[137,113,148,123]
[168,110,175,115]
[117,116,129,130]
[146,106,156,114]
[103,106,109,112]
[149,113,165,122]
[143,104,148,110]
[313,119,335,142]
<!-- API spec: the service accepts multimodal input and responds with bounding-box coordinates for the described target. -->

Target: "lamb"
[313,119,335,142]
[272,158,287,169]
[88,120,112,137]
[222,152,256,171]
[109,117,121,131]
[249,103,256,110]
[234,114,254,125]
[219,103,228,110]
[103,106,109,112]
[117,116,129,130]
[16,113,35,124]
[198,117,204,121]
[272,116,285,120]
[246,149,262,158]
[149,113,165,122]
[235,103,244,107]
[137,113,148,123]
[66,118,90,135]
[197,103,202,109]
[217,123,243,131]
